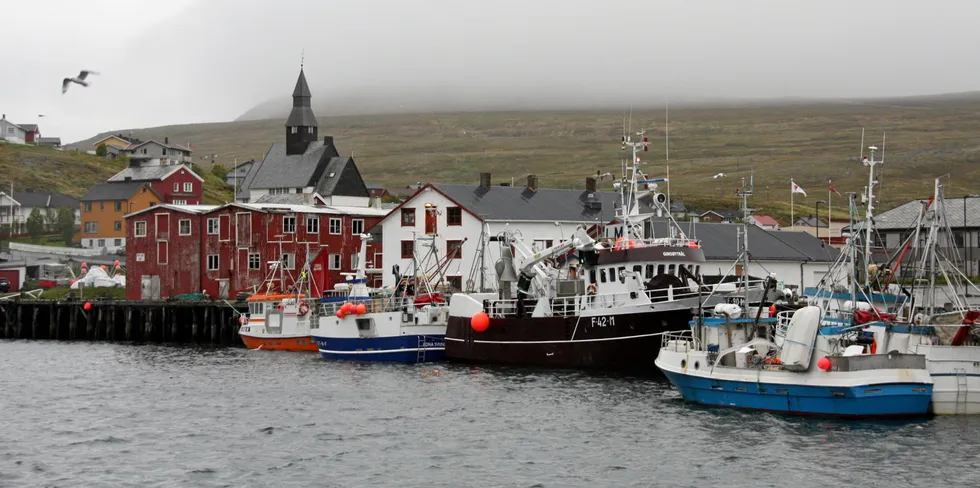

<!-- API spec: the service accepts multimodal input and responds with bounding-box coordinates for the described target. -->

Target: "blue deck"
[662,370,932,418]
[312,334,445,363]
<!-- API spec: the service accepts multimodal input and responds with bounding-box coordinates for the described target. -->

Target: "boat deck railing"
[660,330,699,350]
[319,295,448,316]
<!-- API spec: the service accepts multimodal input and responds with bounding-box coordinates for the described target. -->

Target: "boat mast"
[862,144,881,288]
[740,176,751,307]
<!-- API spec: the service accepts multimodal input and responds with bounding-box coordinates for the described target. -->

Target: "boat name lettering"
[662,251,685,257]
[590,316,616,327]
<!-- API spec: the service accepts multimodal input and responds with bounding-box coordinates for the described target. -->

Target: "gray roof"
[430,183,643,222]
[285,69,318,128]
[254,193,318,204]
[314,156,367,197]
[38,137,61,145]
[868,196,980,231]
[244,141,330,189]
[20,124,38,131]
[107,165,181,182]
[8,191,78,208]
[701,209,741,220]
[651,221,838,263]
[794,216,828,227]
[365,182,385,189]
[80,182,150,201]
[670,202,687,212]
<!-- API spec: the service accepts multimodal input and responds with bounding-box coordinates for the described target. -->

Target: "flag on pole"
[828,180,841,197]
[791,180,807,197]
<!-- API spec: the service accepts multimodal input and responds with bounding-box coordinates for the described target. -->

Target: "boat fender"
[298,302,310,316]
[238,315,247,325]
[586,283,598,296]
[869,339,877,354]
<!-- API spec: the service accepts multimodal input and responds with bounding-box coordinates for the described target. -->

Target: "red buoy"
[336,309,345,319]
[83,302,92,311]
[340,302,352,313]
[817,356,832,371]
[356,304,367,315]
[471,312,490,332]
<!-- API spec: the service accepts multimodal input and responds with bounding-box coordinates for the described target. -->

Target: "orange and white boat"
[238,251,322,352]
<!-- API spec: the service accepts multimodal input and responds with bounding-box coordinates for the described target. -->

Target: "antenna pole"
[859,128,865,161]
[665,101,671,216]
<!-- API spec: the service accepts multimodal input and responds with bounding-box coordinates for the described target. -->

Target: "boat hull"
[445,309,692,370]
[312,334,446,363]
[660,368,932,417]
[240,333,318,352]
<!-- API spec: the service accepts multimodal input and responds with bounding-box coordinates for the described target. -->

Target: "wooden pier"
[0,299,247,346]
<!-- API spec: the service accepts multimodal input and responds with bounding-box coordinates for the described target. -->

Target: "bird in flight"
[62,70,99,94]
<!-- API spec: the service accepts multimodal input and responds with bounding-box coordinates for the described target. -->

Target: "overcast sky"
[4,0,979,143]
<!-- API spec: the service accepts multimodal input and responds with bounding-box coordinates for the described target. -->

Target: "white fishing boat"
[238,250,322,352]
[309,233,450,363]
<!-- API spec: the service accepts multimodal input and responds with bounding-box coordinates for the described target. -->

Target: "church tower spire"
[285,66,318,155]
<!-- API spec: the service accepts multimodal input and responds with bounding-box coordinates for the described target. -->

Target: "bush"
[26,208,45,243]
[95,142,107,157]
[210,164,228,181]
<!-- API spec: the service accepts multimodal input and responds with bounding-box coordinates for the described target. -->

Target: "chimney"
[164,136,169,144]
[526,174,538,192]
[1,114,5,120]
[586,177,597,193]
[479,172,491,189]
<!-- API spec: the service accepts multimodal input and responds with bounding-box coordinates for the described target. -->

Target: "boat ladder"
[417,335,426,364]
[956,368,968,415]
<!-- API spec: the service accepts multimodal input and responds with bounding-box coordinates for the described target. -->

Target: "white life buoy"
[298,302,310,316]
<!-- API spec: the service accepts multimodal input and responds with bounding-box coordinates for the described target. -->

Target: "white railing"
[319,295,442,316]
[661,330,699,350]
[0,289,44,301]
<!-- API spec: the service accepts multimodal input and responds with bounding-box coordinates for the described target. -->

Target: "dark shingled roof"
[861,196,980,231]
[314,156,368,197]
[80,182,151,202]
[285,69,318,128]
[431,183,639,222]
[245,141,331,189]
[651,221,838,262]
[19,124,38,132]
[38,137,61,145]
[9,191,78,208]
[254,193,319,204]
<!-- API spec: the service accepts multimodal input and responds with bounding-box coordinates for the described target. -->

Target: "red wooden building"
[125,202,386,300]
[107,162,205,205]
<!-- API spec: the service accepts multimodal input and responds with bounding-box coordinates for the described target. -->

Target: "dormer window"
[290,127,298,134]
[307,127,314,134]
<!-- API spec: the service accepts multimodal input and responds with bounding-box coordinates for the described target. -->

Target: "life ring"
[298,302,310,316]
[586,283,598,296]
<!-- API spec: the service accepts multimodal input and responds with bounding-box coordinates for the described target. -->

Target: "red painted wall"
[144,168,204,205]
[125,208,203,299]
[0,269,22,292]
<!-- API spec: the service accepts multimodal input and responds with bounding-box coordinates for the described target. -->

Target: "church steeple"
[285,67,318,155]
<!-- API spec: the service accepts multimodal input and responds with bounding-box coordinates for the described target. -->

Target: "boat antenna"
[665,100,671,217]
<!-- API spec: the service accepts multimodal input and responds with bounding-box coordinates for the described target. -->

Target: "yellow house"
[79,182,161,252]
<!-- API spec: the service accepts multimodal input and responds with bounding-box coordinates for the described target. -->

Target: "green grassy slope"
[0,144,233,204]
[72,96,980,224]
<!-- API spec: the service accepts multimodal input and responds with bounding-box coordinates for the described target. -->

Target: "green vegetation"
[37,287,126,300]
[210,164,229,181]
[67,93,980,226]
[26,208,45,243]
[0,144,233,205]
[95,142,107,157]
[56,207,75,245]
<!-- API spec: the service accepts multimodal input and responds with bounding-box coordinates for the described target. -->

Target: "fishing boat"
[309,233,450,362]
[238,250,322,352]
[445,132,772,370]
[656,303,933,417]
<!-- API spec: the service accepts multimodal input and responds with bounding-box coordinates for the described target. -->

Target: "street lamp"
[815,200,827,241]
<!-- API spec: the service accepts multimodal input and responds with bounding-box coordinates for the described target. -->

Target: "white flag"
[791,180,807,197]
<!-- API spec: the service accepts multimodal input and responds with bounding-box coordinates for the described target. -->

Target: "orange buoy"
[83,302,92,311]
[870,340,877,354]
[340,302,352,313]
[471,312,490,332]
[817,356,831,371]
[356,304,367,315]
[336,309,345,319]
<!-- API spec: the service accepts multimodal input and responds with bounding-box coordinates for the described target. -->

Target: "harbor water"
[2,341,979,487]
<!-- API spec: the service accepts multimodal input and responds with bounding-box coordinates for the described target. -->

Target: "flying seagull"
[62,70,99,94]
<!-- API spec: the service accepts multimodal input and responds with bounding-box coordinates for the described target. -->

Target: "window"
[351,254,359,270]
[114,202,122,212]
[207,254,219,271]
[283,215,296,233]
[401,240,414,259]
[645,265,654,279]
[447,276,463,290]
[269,188,289,195]
[447,240,463,259]
[248,253,261,270]
[447,207,462,226]
[290,127,297,134]
[307,127,314,134]
[351,219,364,235]
[141,148,148,154]
[401,208,415,226]
[329,254,341,270]
[306,215,319,234]
[114,221,122,231]
[178,219,192,236]
[135,221,146,237]
[84,221,98,234]
[600,269,607,283]
[100,202,105,211]
[281,253,295,270]
[173,182,179,192]
[97,239,105,247]
[114,239,122,246]
[329,218,342,234]
[173,199,187,205]
[85,202,92,212]
[207,218,219,235]
[184,182,193,193]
